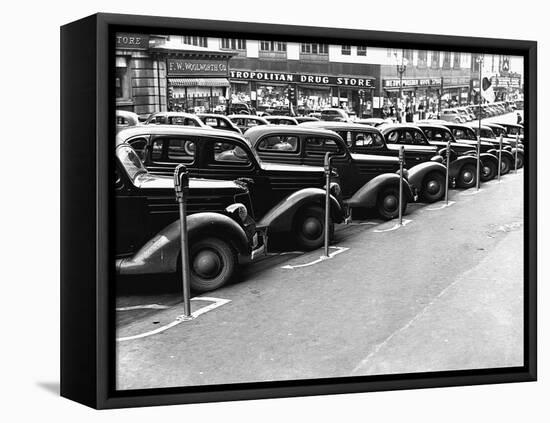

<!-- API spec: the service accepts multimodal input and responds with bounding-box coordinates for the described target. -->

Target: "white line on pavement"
[426,201,455,211]
[281,246,349,270]
[116,304,170,312]
[460,189,483,196]
[373,219,412,233]
[116,297,231,342]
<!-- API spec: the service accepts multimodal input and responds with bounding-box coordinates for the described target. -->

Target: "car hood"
[260,161,324,173]
[350,153,399,164]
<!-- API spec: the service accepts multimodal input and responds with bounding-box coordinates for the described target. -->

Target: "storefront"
[228,70,376,117]
[491,74,522,101]
[382,77,443,118]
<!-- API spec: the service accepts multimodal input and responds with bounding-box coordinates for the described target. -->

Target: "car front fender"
[407,161,447,190]
[257,187,343,233]
[480,152,499,167]
[116,212,250,276]
[448,155,478,179]
[346,173,413,209]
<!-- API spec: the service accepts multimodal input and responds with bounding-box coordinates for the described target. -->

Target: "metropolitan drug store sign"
[230,70,375,87]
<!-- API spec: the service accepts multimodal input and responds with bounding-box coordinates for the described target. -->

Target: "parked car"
[493,122,525,143]
[264,116,299,125]
[116,126,344,251]
[227,101,255,115]
[115,143,259,292]
[300,121,448,202]
[294,116,320,124]
[483,123,524,149]
[417,123,500,182]
[440,109,466,123]
[379,123,481,189]
[467,123,524,169]
[354,118,393,127]
[144,112,208,128]
[197,113,242,134]
[440,123,518,173]
[320,108,351,122]
[227,114,269,133]
[244,125,415,219]
[116,110,140,133]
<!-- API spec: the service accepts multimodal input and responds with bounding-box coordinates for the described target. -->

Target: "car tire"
[480,159,498,182]
[515,152,524,169]
[500,156,512,175]
[456,163,477,188]
[293,205,332,251]
[377,186,407,220]
[184,237,236,293]
[420,172,445,203]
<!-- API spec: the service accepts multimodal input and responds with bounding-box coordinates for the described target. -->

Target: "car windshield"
[116,144,147,183]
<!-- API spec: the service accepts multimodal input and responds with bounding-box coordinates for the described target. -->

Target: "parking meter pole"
[515,134,519,172]
[476,135,481,191]
[445,140,450,205]
[398,146,404,225]
[174,164,192,320]
[323,152,332,258]
[498,135,502,182]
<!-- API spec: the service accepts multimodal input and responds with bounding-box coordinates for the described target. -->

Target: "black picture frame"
[60,12,537,409]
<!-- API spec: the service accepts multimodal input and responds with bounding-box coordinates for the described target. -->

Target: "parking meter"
[498,135,503,181]
[398,146,404,225]
[445,140,450,204]
[515,134,520,172]
[476,135,481,190]
[174,164,193,320]
[323,152,332,258]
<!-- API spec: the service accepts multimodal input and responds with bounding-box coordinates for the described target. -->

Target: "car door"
[385,128,436,166]
[144,135,199,177]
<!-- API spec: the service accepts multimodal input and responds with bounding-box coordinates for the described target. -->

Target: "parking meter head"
[174,164,189,200]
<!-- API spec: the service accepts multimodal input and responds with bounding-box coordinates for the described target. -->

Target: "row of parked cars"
[115,109,525,293]
[430,100,521,123]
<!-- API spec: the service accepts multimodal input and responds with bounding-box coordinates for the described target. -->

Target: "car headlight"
[225,203,248,223]
[329,182,341,197]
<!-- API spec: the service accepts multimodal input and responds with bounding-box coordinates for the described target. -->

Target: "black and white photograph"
[113,31,527,391]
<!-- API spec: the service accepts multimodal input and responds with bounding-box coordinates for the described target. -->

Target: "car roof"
[466,123,493,131]
[244,125,342,147]
[416,122,453,131]
[116,124,247,145]
[299,120,381,133]
[484,122,507,129]
[495,122,523,128]
[197,113,230,119]
[227,114,268,121]
[437,122,475,130]
[264,115,297,120]
[148,111,201,118]
[377,123,424,132]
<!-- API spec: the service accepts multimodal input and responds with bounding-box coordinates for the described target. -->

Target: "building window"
[260,41,287,52]
[115,56,131,100]
[403,49,413,62]
[182,36,207,47]
[221,38,246,50]
[472,54,481,72]
[417,50,428,67]
[443,51,451,68]
[357,46,367,56]
[431,51,440,68]
[453,52,461,69]
[341,45,351,55]
[301,43,328,55]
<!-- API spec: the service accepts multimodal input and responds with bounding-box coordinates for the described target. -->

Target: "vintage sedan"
[300,121,448,202]
[197,113,242,134]
[493,122,525,144]
[144,111,209,128]
[295,116,320,124]
[227,114,269,133]
[484,123,524,150]
[115,143,260,292]
[320,108,352,122]
[244,125,415,219]
[116,110,140,133]
[417,122,500,182]
[117,126,344,251]
[440,123,519,172]
[264,116,299,125]
[378,123,481,189]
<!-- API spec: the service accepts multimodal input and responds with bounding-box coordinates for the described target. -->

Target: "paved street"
[116,165,524,390]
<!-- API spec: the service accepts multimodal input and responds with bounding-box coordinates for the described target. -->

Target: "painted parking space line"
[281,246,349,270]
[426,201,455,211]
[373,219,412,233]
[347,221,379,226]
[116,297,230,342]
[460,189,483,196]
[116,304,170,312]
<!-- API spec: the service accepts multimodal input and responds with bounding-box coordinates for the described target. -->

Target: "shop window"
[357,46,367,56]
[403,49,413,62]
[115,56,131,100]
[417,50,428,67]
[257,136,299,153]
[341,45,351,55]
[443,51,451,69]
[301,43,328,55]
[182,36,207,47]
[260,41,287,52]
[213,141,251,164]
[453,52,461,69]
[431,51,440,68]
[221,38,246,50]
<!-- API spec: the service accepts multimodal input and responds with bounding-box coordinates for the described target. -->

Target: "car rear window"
[257,135,299,153]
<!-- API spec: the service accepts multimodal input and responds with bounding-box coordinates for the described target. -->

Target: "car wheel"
[515,152,524,169]
[480,160,498,182]
[420,172,445,203]
[185,237,236,293]
[456,164,477,188]
[377,186,407,220]
[293,205,332,251]
[500,156,512,175]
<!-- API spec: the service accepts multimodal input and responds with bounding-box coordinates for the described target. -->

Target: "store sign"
[168,59,229,76]
[491,76,521,88]
[383,78,442,88]
[230,70,375,87]
[115,33,149,49]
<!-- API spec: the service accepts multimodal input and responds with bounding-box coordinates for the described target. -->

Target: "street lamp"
[394,50,408,123]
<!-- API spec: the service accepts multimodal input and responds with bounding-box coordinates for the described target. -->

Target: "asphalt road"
[115,165,524,390]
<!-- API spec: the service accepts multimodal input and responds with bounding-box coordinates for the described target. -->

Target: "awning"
[168,78,230,87]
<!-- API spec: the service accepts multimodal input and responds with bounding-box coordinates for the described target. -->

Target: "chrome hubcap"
[463,171,474,183]
[482,166,490,176]
[383,195,398,210]
[302,217,322,239]
[427,180,440,194]
[193,250,222,279]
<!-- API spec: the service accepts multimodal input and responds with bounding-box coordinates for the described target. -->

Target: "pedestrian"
[517,112,523,125]
[405,107,414,123]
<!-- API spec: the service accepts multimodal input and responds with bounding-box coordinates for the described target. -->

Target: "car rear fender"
[346,173,413,209]
[448,155,478,178]
[116,212,250,276]
[407,161,447,190]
